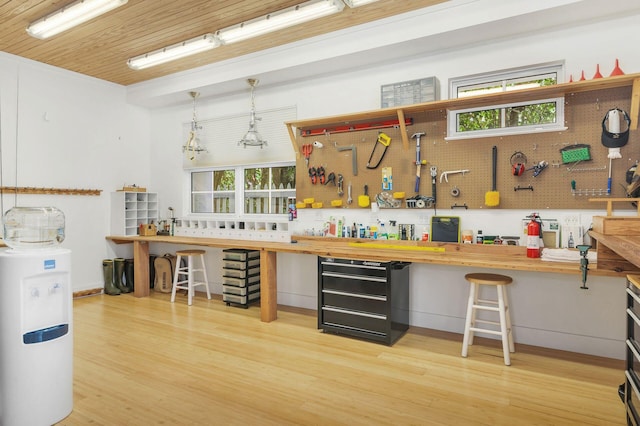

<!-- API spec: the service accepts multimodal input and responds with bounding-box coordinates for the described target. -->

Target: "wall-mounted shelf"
[285,72,640,155]
[0,187,102,196]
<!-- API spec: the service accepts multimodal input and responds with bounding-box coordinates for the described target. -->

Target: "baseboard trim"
[73,288,103,298]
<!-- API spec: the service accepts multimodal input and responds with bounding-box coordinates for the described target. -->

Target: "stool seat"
[462,272,514,365]
[171,250,211,306]
[464,273,513,286]
[176,249,206,256]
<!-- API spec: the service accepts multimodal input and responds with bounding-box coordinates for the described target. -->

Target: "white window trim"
[185,160,295,220]
[446,61,566,140]
[446,97,567,140]
[449,61,565,97]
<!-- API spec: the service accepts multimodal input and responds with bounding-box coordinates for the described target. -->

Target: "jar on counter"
[476,230,484,244]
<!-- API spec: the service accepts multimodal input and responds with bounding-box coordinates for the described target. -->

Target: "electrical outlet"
[563,214,580,225]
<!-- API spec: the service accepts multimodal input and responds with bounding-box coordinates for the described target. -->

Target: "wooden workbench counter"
[106,234,623,276]
[106,234,627,322]
[589,231,640,272]
[107,234,627,274]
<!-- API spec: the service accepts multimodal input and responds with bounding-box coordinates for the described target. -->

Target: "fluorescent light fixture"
[343,0,381,7]
[216,0,345,45]
[26,0,128,39]
[127,34,219,70]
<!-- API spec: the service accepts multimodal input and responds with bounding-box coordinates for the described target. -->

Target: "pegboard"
[295,86,639,211]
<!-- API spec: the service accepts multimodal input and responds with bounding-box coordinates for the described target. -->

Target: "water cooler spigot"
[576,244,592,289]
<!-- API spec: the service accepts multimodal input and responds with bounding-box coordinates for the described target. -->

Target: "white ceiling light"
[343,0,381,7]
[26,0,128,40]
[127,34,219,70]
[216,0,345,45]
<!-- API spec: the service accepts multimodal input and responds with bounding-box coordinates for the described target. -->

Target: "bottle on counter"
[388,220,398,240]
[476,230,484,244]
[378,223,388,240]
[568,232,575,248]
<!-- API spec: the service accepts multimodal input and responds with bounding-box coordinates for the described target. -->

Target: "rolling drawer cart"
[318,257,410,345]
[222,249,260,308]
[625,274,640,425]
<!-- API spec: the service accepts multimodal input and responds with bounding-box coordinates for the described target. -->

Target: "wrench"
[347,182,352,204]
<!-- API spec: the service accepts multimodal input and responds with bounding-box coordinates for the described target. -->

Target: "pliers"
[309,167,317,184]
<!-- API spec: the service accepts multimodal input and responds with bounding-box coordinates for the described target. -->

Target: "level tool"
[348,242,445,252]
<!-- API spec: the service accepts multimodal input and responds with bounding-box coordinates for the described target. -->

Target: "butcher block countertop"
[589,231,640,271]
[106,234,627,278]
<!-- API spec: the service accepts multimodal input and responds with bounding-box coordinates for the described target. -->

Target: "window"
[190,163,295,216]
[447,62,566,139]
[191,169,235,213]
[244,165,296,214]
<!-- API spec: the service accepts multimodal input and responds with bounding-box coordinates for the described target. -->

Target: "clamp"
[439,169,470,183]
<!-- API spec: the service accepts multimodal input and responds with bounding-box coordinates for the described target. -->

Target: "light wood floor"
[60,292,625,425]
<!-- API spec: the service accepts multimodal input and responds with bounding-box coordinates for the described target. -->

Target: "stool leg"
[170,255,182,303]
[462,283,477,357]
[502,285,515,353]
[187,255,194,306]
[497,284,511,366]
[200,254,211,300]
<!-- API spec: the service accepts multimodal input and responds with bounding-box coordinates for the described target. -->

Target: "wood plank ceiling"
[0,0,446,86]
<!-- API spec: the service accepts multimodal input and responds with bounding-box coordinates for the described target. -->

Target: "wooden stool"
[462,272,515,365]
[171,250,211,306]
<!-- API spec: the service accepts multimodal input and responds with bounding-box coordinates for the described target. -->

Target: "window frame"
[187,161,295,219]
[446,62,567,140]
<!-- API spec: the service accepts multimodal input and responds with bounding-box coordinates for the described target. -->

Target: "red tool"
[309,167,317,184]
[302,144,313,167]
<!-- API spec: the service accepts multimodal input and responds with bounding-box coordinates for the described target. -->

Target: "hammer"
[412,132,426,193]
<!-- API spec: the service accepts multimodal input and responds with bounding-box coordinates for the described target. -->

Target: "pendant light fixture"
[238,79,267,149]
[183,91,208,160]
[26,0,128,39]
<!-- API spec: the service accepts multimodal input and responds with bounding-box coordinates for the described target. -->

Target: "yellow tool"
[348,242,445,252]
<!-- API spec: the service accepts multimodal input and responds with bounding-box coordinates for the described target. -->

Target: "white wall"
[0,53,152,291]
[138,9,640,359]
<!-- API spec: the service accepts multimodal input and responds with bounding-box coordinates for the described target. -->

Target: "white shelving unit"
[110,192,158,236]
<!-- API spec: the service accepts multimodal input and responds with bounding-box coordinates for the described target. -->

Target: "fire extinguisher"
[526,213,541,258]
